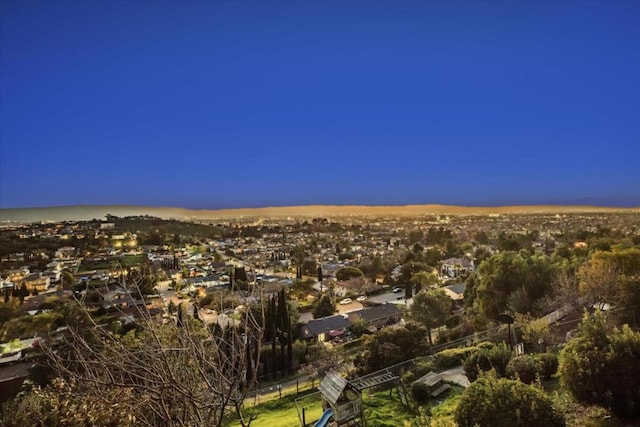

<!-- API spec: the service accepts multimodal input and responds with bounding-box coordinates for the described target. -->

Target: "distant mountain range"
[1,204,638,223]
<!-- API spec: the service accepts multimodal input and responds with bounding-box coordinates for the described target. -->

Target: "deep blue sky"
[1,1,639,209]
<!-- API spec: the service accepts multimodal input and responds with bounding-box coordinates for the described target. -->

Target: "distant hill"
[1,204,638,223]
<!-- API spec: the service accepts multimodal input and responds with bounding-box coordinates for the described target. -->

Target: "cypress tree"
[19,283,28,304]
[177,303,183,327]
[287,312,293,373]
[270,297,277,375]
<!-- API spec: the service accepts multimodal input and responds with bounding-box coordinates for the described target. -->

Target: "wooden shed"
[413,371,450,398]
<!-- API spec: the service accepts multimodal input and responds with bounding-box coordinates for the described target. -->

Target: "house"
[6,267,29,282]
[55,246,76,259]
[102,287,145,310]
[333,277,377,297]
[443,283,465,301]
[299,315,350,343]
[347,304,402,330]
[440,258,474,278]
[21,274,50,293]
[182,276,225,289]
[46,261,63,271]
[44,270,61,284]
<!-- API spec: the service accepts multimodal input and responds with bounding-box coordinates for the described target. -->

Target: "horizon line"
[2,202,639,211]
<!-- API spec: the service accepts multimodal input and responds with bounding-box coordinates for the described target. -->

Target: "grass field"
[364,390,415,426]
[230,386,419,427]
[232,391,323,427]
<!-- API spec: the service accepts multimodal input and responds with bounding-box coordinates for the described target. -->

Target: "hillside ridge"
[1,203,638,222]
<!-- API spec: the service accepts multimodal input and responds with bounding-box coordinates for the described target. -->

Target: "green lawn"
[427,385,464,424]
[364,390,415,427]
[231,392,323,427]
[232,387,418,427]
[121,254,145,266]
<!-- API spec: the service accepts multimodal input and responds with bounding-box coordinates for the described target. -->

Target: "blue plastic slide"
[314,409,333,427]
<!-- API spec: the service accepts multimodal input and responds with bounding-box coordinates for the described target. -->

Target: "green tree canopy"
[335,267,364,281]
[312,294,336,319]
[358,321,428,373]
[475,251,557,319]
[560,311,640,418]
[455,373,565,427]
[409,289,452,345]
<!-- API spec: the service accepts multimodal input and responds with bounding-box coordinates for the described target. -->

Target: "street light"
[497,312,515,349]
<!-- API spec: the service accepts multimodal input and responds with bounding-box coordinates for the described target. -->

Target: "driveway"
[336,300,363,314]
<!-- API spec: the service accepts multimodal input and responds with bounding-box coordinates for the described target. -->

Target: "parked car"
[339,298,353,305]
[393,287,404,293]
[356,296,367,302]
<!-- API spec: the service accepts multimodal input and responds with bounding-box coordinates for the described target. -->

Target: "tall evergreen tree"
[286,312,293,373]
[177,303,183,327]
[270,296,277,375]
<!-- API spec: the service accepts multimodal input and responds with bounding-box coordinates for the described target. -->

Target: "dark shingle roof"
[350,304,400,323]
[300,315,349,339]
[445,283,466,295]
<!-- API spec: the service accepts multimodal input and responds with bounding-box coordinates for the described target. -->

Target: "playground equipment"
[300,359,430,426]
[317,371,362,426]
[314,408,333,427]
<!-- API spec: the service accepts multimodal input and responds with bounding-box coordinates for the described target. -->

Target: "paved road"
[336,300,364,314]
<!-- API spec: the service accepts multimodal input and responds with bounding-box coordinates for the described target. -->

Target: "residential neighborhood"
[1,211,639,426]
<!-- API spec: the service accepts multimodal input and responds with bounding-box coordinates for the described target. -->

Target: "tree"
[538,267,584,315]
[18,283,29,304]
[578,256,619,305]
[312,294,336,319]
[301,260,317,276]
[291,278,314,301]
[61,270,76,290]
[560,311,640,418]
[462,343,512,382]
[474,230,489,245]
[0,300,18,324]
[409,289,452,345]
[167,300,177,315]
[455,373,565,427]
[1,377,137,426]
[358,321,429,373]
[299,343,343,386]
[21,271,266,427]
[335,267,364,281]
[505,354,543,384]
[578,248,640,324]
[411,270,439,294]
[514,313,550,351]
[475,252,557,319]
